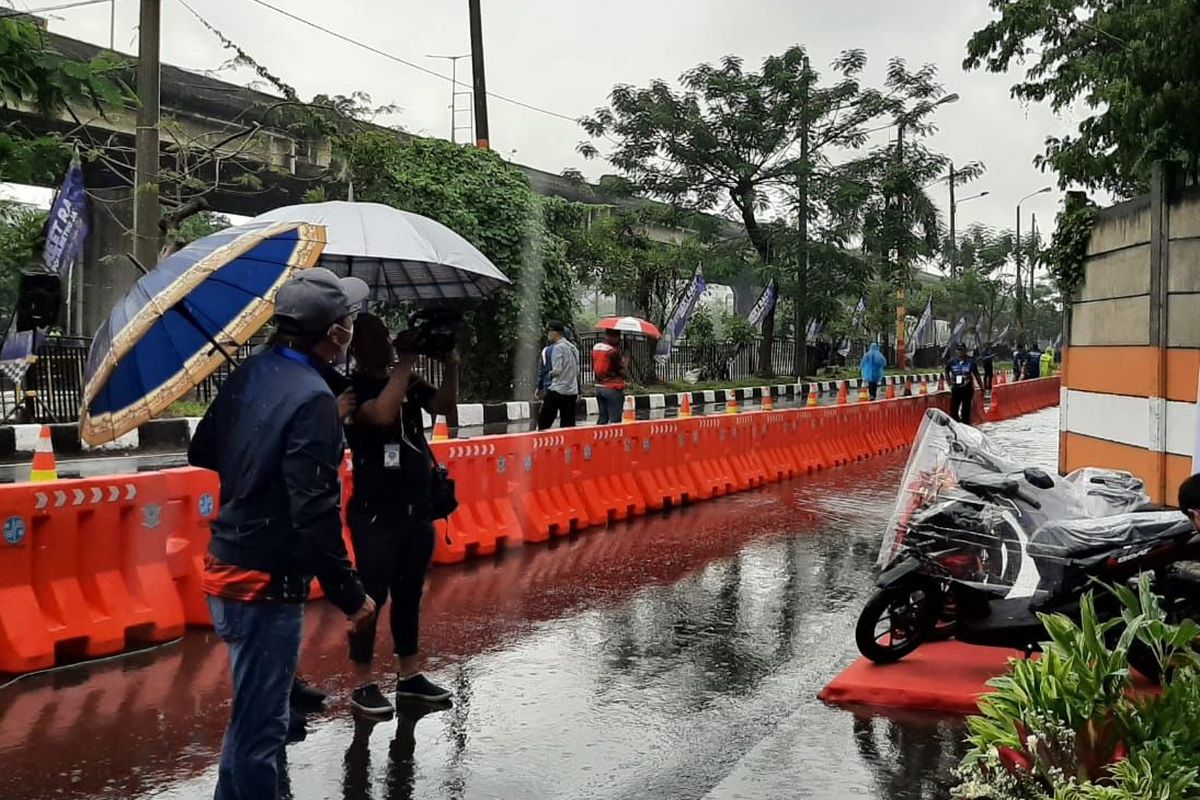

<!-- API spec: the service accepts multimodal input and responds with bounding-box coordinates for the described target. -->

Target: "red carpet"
[818,640,1026,715]
[820,640,1159,715]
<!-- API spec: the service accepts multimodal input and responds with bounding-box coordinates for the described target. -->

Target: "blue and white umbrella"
[79,221,327,445]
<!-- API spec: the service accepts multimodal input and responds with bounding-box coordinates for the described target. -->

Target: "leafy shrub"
[954,577,1200,799]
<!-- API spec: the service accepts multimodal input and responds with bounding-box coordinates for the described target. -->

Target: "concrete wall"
[1060,164,1200,503]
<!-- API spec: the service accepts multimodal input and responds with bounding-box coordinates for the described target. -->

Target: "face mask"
[329,320,354,355]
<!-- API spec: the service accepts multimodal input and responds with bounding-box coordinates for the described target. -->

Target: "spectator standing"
[342,314,459,718]
[859,342,887,400]
[976,343,995,392]
[537,322,580,430]
[945,342,983,424]
[188,268,376,800]
[592,330,627,424]
[1040,346,1055,377]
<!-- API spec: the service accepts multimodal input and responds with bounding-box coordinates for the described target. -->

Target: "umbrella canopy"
[79,221,327,446]
[595,316,662,338]
[251,201,510,302]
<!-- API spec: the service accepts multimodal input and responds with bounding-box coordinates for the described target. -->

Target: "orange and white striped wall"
[1059,166,1200,504]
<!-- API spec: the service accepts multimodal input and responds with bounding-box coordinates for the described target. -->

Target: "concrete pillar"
[80,184,136,338]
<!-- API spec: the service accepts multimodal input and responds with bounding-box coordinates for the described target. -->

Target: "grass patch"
[162,399,210,418]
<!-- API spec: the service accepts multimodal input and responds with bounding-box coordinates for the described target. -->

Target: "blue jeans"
[208,596,304,800]
[595,387,625,425]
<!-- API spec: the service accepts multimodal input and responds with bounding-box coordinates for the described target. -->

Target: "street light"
[1015,186,1053,336]
[948,182,989,276]
[894,91,959,370]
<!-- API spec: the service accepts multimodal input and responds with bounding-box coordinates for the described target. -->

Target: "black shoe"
[351,683,395,719]
[290,676,327,711]
[395,674,452,703]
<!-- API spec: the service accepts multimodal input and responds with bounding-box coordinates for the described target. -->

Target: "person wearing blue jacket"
[860,342,887,400]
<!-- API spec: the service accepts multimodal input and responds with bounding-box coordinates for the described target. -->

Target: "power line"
[240,0,580,125]
[0,0,123,20]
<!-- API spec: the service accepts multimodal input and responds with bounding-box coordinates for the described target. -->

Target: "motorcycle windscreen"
[878,409,1019,568]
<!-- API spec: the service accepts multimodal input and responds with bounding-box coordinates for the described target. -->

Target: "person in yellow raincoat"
[1039,346,1055,377]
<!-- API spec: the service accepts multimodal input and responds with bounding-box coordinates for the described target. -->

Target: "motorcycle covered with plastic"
[858,408,1197,667]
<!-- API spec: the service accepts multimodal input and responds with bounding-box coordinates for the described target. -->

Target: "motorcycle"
[856,409,1200,678]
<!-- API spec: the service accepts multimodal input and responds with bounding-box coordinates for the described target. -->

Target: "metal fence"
[2,333,959,424]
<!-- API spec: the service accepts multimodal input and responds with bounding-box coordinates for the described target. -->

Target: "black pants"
[537,391,577,430]
[868,381,879,400]
[950,386,975,425]
[983,365,993,391]
[347,507,435,662]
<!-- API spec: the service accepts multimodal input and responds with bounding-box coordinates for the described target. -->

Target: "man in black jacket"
[189,268,376,800]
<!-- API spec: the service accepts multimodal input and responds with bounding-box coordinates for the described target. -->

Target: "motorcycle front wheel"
[855,582,943,664]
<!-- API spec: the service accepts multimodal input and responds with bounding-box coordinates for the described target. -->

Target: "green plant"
[687,309,717,348]
[955,576,1200,799]
[1045,195,1098,299]
[720,313,756,347]
[344,133,578,401]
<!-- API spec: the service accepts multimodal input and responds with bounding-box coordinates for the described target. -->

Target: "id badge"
[383,443,401,469]
[954,374,965,386]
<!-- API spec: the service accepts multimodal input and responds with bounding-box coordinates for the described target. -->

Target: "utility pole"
[786,58,811,378]
[895,121,908,371]
[1015,203,1023,336]
[467,0,490,150]
[948,162,956,277]
[133,0,161,269]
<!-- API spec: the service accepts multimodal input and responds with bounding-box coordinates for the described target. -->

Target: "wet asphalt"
[0,408,1060,800]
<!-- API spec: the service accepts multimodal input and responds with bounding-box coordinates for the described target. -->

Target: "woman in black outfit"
[345,314,459,717]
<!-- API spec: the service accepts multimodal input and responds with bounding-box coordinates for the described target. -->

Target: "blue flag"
[746,280,778,329]
[43,158,89,277]
[655,267,706,361]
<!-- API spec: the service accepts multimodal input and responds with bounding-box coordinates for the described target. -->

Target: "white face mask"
[328,319,355,356]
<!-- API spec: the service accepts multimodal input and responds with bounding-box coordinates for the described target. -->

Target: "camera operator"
[342,313,458,718]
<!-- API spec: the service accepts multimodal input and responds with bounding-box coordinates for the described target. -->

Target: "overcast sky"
[39,0,1091,245]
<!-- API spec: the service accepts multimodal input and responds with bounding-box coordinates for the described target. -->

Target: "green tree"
[964,0,1200,195]
[0,18,128,184]
[580,46,898,378]
[343,133,577,400]
[0,202,46,320]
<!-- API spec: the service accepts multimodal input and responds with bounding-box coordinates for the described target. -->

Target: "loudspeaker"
[16,272,62,330]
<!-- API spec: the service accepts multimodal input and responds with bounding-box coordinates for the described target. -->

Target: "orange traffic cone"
[762,392,775,411]
[903,378,913,397]
[30,425,57,483]
[806,385,819,407]
[726,392,740,414]
[679,393,693,418]
[622,395,636,424]
[858,385,869,402]
[919,378,929,396]
[837,382,849,405]
[886,382,896,400]
[937,375,946,392]
[432,415,450,442]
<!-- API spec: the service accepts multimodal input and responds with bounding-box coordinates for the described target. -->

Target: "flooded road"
[0,408,1059,800]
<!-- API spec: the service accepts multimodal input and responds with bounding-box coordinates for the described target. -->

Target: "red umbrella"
[595,316,662,338]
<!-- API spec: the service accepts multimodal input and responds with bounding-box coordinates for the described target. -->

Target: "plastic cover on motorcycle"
[1030,512,1195,590]
[879,409,1188,599]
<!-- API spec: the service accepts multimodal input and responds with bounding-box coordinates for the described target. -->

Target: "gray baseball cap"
[273,267,370,335]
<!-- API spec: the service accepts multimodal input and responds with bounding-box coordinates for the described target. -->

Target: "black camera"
[393,308,462,359]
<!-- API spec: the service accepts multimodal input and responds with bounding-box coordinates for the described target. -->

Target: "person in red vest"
[592,330,627,424]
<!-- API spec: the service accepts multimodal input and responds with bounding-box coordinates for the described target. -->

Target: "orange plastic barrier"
[432,439,522,564]
[163,468,220,626]
[0,473,185,674]
[986,376,1060,423]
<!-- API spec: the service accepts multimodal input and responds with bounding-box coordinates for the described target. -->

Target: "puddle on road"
[0,408,1061,800]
